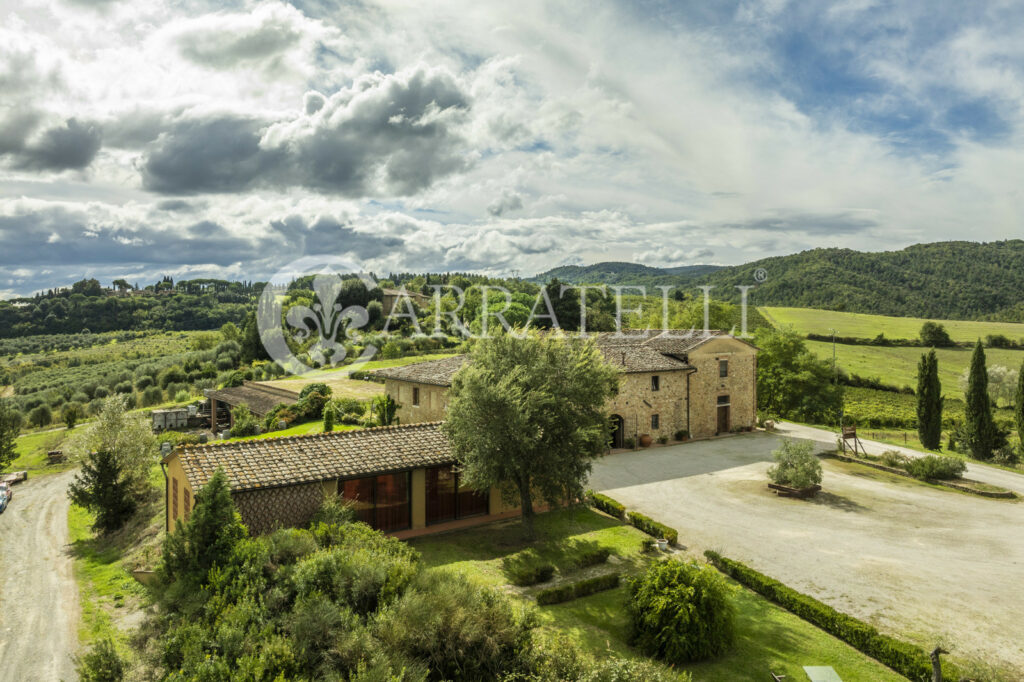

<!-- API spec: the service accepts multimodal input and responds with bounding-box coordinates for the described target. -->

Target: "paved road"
[775,421,1024,496]
[0,471,78,682]
[589,432,1024,672]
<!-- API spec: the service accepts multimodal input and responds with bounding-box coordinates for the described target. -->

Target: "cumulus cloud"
[171,3,307,70]
[487,190,524,216]
[141,65,471,196]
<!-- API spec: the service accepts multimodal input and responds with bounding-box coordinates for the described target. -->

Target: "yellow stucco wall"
[163,453,193,532]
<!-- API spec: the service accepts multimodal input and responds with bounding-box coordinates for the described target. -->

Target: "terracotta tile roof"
[168,422,451,493]
[205,382,299,417]
[373,355,467,386]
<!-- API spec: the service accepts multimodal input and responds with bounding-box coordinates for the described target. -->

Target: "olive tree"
[442,331,619,536]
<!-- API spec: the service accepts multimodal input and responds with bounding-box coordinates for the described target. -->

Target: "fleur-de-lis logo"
[258,256,378,376]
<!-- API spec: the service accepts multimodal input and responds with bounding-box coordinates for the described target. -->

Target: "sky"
[1,0,1023,297]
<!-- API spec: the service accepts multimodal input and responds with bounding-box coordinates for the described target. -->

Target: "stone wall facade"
[606,370,690,444]
[687,336,757,438]
[386,378,448,424]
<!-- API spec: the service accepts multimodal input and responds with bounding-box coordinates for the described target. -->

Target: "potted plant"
[766,440,822,498]
[655,538,669,551]
[674,429,689,441]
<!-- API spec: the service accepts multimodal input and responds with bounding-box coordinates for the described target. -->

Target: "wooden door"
[717,405,730,434]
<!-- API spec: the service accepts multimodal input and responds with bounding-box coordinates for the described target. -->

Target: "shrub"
[623,436,636,449]
[656,435,668,444]
[331,397,365,417]
[113,381,133,394]
[141,386,164,407]
[230,405,259,438]
[626,511,678,546]
[75,638,126,682]
[173,390,190,403]
[586,490,625,519]
[28,404,53,428]
[292,545,418,617]
[158,365,187,389]
[374,569,535,681]
[879,450,911,468]
[299,383,331,399]
[626,560,734,663]
[502,549,556,586]
[904,454,966,481]
[322,408,334,432]
[674,429,689,440]
[536,573,620,605]
[704,550,958,681]
[766,439,822,489]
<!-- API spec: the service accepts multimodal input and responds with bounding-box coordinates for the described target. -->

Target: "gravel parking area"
[589,430,1024,672]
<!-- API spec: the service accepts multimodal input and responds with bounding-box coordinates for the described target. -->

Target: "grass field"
[222,420,360,443]
[10,426,81,474]
[762,306,1024,342]
[805,339,1024,396]
[411,508,904,681]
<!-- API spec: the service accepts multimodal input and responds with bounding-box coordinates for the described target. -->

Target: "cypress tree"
[68,450,137,534]
[964,340,999,460]
[916,350,943,450]
[1016,358,1024,450]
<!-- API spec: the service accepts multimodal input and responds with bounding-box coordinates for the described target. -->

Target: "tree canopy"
[441,331,619,535]
[754,328,844,425]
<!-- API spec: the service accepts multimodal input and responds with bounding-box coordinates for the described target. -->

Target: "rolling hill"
[535,241,1024,321]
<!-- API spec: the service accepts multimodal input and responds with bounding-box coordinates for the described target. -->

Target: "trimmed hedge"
[573,546,611,570]
[627,511,678,546]
[703,551,958,682]
[535,572,621,606]
[502,551,555,587]
[586,490,626,519]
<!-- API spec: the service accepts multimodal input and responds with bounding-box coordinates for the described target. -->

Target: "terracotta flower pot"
[639,434,653,447]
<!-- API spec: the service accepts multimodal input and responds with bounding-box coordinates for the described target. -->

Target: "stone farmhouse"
[375,330,758,446]
[162,422,520,536]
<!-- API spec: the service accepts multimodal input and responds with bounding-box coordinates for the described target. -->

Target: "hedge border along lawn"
[586,490,626,519]
[703,550,958,682]
[535,572,621,606]
[626,511,679,546]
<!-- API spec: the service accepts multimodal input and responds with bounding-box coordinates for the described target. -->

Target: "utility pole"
[830,328,843,429]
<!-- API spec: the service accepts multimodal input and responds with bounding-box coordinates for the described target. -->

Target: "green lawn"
[762,306,1024,343]
[805,339,1024,396]
[9,426,81,474]
[275,352,458,380]
[410,508,906,681]
[221,420,360,443]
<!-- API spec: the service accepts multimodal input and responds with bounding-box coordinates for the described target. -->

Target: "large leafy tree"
[442,331,619,536]
[64,396,155,500]
[919,321,954,347]
[916,350,943,450]
[963,341,1004,460]
[0,399,22,472]
[754,328,843,425]
[68,449,137,534]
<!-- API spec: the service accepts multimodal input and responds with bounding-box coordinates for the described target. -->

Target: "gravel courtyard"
[589,429,1024,673]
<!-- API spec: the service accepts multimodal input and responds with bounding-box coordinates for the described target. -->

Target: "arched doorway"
[610,414,625,449]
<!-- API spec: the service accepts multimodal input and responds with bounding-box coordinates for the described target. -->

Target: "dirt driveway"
[589,431,1024,672]
[0,470,78,682]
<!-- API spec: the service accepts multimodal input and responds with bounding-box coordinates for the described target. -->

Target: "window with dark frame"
[719,359,729,377]
[183,488,191,521]
[651,375,660,391]
[651,414,659,430]
[172,477,178,518]
[717,395,730,405]
[412,386,420,406]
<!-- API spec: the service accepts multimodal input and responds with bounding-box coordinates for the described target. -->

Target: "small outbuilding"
[204,381,299,430]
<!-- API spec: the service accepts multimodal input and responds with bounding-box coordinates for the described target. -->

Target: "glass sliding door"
[340,472,411,532]
[425,465,489,524]
[426,465,457,524]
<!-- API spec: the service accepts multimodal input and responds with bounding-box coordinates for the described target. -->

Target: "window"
[717,395,730,405]
[719,359,729,378]
[413,386,420,406]
[425,465,490,525]
[172,477,178,518]
[341,473,411,532]
[651,414,660,430]
[651,375,660,391]
[183,489,191,521]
